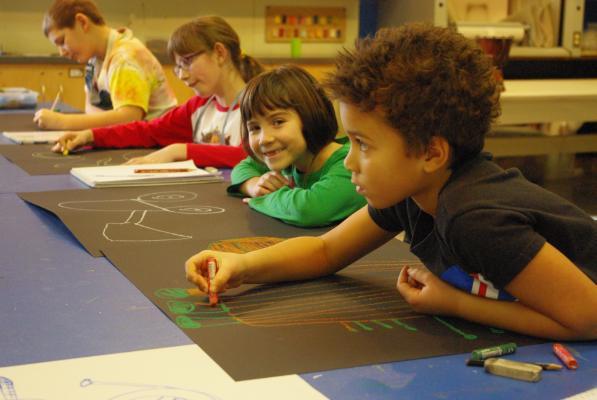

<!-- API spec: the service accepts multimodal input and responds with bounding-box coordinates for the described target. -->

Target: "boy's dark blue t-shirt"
[369,153,597,293]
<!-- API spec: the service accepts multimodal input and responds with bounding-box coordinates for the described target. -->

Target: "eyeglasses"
[173,51,205,76]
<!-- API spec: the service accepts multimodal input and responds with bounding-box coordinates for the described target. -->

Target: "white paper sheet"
[70,160,222,187]
[0,344,327,400]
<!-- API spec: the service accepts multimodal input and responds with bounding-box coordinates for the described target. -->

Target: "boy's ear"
[423,136,451,173]
[74,13,91,31]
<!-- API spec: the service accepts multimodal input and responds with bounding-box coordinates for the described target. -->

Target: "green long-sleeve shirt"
[227,142,366,227]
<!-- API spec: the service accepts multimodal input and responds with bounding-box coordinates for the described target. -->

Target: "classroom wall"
[0,0,359,58]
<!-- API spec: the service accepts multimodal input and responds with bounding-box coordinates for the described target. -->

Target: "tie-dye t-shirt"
[85,28,177,120]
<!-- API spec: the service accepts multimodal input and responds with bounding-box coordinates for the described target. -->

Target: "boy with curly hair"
[185,24,597,340]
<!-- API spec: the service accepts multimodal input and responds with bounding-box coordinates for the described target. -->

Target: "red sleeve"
[186,143,247,168]
[92,96,208,148]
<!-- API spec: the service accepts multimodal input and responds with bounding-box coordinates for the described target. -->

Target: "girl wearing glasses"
[53,16,263,168]
[227,65,366,227]
[36,0,177,130]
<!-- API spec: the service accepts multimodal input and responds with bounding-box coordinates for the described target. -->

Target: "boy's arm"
[41,57,154,130]
[243,207,396,284]
[399,242,597,340]
[186,206,397,292]
[84,87,96,114]
[35,106,144,130]
[503,241,596,338]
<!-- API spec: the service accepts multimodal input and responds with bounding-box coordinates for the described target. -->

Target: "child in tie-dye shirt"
[35,0,176,130]
[85,27,176,120]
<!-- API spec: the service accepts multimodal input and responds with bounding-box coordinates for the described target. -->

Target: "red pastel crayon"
[206,257,219,306]
[552,343,578,370]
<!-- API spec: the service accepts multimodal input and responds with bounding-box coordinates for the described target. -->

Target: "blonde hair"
[168,16,263,82]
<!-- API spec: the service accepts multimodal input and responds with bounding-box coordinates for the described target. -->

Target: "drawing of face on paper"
[58,191,225,242]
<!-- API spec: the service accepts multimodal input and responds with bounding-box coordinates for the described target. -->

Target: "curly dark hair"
[240,64,338,158]
[326,23,500,167]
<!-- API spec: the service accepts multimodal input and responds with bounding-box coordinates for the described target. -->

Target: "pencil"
[50,85,63,112]
[134,168,194,173]
[532,362,563,371]
[466,359,562,370]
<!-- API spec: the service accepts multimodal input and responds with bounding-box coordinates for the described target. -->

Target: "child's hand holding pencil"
[33,85,64,129]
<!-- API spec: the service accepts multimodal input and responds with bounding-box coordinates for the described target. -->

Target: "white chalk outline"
[57,191,225,243]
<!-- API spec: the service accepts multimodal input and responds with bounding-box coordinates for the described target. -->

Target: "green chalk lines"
[345,318,418,333]
[170,301,238,329]
[433,316,477,340]
[154,289,238,329]
[154,288,495,342]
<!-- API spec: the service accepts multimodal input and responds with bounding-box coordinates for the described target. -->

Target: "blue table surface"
[1,111,595,399]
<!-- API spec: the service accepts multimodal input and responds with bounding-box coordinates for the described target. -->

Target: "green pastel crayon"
[471,342,517,361]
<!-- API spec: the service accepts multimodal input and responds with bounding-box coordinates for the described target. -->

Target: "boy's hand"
[123,143,185,165]
[397,265,461,315]
[34,109,66,129]
[52,130,94,153]
[185,250,249,294]
[243,171,291,197]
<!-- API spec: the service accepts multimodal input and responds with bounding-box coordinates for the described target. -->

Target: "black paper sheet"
[0,144,153,175]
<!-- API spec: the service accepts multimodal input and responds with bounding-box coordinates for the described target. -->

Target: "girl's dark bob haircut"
[240,64,338,157]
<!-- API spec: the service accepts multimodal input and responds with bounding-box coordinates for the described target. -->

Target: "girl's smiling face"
[246,108,311,172]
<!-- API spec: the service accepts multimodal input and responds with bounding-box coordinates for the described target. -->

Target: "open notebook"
[71,160,223,188]
[3,131,64,144]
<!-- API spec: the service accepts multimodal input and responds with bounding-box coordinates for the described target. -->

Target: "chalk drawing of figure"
[58,191,225,242]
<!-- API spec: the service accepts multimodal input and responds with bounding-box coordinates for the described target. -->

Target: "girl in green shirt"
[227,65,366,227]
